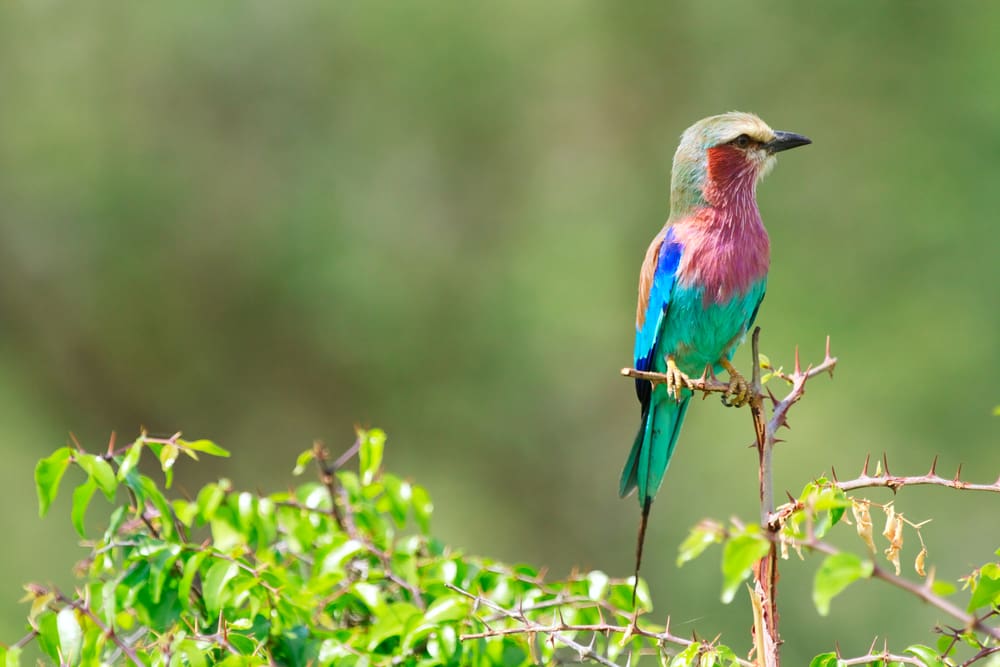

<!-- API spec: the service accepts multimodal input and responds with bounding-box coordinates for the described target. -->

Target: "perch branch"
[622,333,837,667]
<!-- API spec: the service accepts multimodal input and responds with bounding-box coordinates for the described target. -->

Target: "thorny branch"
[447,583,755,667]
[313,437,360,537]
[833,453,1000,494]
[835,637,925,666]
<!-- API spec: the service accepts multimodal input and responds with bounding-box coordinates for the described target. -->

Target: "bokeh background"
[1,2,998,663]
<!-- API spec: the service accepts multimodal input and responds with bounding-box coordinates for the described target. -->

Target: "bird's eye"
[732,134,752,149]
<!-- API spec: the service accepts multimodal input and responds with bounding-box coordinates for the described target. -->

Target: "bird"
[620,112,811,587]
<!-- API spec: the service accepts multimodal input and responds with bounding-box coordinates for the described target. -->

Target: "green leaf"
[381,475,411,527]
[179,439,230,458]
[34,611,60,661]
[968,562,1000,611]
[1,646,20,667]
[35,447,73,517]
[179,551,211,611]
[138,475,175,539]
[359,428,386,486]
[158,444,179,488]
[203,560,239,615]
[411,484,433,534]
[720,532,770,604]
[56,608,82,664]
[586,571,609,600]
[905,644,946,667]
[77,454,118,501]
[196,482,226,521]
[423,596,470,624]
[931,580,956,597]
[117,441,143,481]
[813,552,873,616]
[678,521,723,566]
[670,642,700,667]
[148,544,182,604]
[292,449,314,476]
[367,602,420,650]
[70,479,98,537]
[809,653,838,667]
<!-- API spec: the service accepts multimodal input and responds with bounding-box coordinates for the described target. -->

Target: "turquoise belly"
[651,281,766,377]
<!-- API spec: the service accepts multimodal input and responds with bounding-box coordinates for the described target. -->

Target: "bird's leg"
[663,354,693,401]
[719,357,750,408]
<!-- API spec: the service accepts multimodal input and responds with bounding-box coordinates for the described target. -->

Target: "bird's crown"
[680,112,777,151]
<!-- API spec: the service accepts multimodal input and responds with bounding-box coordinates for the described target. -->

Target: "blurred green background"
[1,2,998,663]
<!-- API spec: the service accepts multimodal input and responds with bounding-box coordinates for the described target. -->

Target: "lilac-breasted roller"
[621,112,810,577]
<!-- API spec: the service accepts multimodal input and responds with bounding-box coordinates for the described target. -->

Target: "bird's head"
[669,112,810,215]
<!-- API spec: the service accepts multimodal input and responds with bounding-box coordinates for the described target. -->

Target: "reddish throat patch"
[705,145,755,192]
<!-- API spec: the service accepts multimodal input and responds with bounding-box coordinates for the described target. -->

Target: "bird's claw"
[664,356,693,401]
[719,359,750,408]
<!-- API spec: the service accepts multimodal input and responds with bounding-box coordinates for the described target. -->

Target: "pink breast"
[674,208,770,305]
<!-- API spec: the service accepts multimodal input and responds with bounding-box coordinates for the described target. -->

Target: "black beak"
[764,131,811,153]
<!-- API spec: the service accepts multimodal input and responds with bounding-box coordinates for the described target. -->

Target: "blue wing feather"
[621,226,686,501]
[634,227,682,373]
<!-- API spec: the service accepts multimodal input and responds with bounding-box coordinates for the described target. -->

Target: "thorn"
[69,432,83,452]
[831,466,839,482]
[630,602,641,629]
[825,335,831,360]
[766,387,779,409]
[867,636,879,655]
[794,346,801,375]
[107,431,117,456]
[664,615,671,637]
[835,641,842,659]
[785,490,796,504]
[929,455,939,476]
[862,453,871,476]
[882,453,891,477]
[699,364,711,383]
[954,463,963,482]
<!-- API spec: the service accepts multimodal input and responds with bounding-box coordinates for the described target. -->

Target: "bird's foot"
[663,355,693,401]
[719,358,750,408]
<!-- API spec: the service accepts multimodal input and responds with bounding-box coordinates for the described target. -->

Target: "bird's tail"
[618,392,691,598]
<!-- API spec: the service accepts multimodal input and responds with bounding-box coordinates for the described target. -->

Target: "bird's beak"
[764,131,812,153]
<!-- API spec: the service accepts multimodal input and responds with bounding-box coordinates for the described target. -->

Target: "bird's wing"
[633,226,683,401]
[746,286,766,332]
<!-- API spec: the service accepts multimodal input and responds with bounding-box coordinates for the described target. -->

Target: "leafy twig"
[803,539,1000,642]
